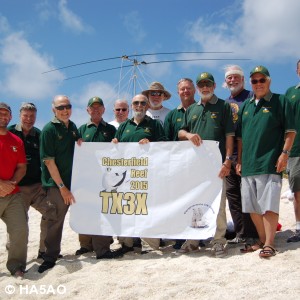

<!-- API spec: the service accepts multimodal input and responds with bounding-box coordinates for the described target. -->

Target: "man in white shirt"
[142,82,171,125]
[109,99,129,129]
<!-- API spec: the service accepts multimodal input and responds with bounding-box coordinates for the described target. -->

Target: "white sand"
[1,179,300,299]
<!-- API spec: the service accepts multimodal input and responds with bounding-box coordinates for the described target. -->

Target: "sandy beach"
[0,178,299,300]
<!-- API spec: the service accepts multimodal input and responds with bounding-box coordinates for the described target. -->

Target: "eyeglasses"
[115,108,128,112]
[197,81,214,88]
[251,78,267,85]
[132,101,147,106]
[55,104,72,111]
[150,91,163,96]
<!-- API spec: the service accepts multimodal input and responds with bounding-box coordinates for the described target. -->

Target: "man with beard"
[112,94,167,254]
[142,82,171,125]
[75,96,123,259]
[222,65,258,249]
[0,102,28,277]
[109,99,129,129]
[178,72,234,258]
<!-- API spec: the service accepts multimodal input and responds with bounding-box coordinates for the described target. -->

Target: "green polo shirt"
[237,92,296,177]
[40,117,79,189]
[79,119,116,142]
[8,124,41,186]
[181,95,234,159]
[164,103,195,141]
[115,115,167,142]
[285,84,300,157]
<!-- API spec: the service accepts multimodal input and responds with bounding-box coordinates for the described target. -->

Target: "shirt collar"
[249,91,273,103]
[295,83,300,89]
[15,124,36,136]
[86,119,106,127]
[197,94,218,105]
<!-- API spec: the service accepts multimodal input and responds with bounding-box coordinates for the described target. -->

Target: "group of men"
[1,62,299,277]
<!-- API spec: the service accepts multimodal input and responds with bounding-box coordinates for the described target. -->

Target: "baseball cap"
[196,72,215,84]
[88,97,104,106]
[0,102,12,113]
[250,66,270,77]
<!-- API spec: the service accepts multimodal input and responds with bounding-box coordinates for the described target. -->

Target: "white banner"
[70,140,222,239]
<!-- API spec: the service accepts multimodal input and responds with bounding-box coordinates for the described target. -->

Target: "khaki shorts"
[241,174,281,214]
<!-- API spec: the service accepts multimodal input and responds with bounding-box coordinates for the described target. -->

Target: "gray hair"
[20,102,37,112]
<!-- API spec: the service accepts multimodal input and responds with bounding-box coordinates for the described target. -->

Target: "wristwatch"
[58,183,65,189]
[225,155,233,161]
[282,150,290,155]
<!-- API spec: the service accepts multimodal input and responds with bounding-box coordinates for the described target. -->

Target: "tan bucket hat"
[141,81,171,100]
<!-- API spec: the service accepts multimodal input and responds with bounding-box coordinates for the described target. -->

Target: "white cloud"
[0,15,10,34]
[185,0,300,63]
[0,32,64,99]
[122,11,146,43]
[58,0,93,34]
[36,0,54,22]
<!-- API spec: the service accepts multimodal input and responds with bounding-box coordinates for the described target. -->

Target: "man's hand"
[218,163,231,179]
[276,153,288,173]
[111,138,119,144]
[187,133,202,146]
[236,163,242,176]
[139,138,150,144]
[59,187,76,205]
[0,180,16,195]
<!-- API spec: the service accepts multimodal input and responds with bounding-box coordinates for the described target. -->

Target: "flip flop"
[259,245,277,258]
[240,241,263,253]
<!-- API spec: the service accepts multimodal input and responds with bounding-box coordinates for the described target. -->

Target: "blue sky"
[0,0,299,128]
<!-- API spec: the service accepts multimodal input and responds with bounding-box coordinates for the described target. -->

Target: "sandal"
[240,241,264,253]
[259,245,277,258]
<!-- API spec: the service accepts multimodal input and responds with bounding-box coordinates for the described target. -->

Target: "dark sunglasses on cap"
[150,91,164,96]
[197,81,214,88]
[115,108,128,112]
[132,101,147,106]
[55,104,72,111]
[251,78,267,85]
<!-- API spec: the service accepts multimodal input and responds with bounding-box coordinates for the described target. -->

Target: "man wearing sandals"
[236,66,296,258]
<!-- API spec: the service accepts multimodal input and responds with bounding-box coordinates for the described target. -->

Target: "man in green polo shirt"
[285,59,300,243]
[38,95,80,273]
[178,72,234,258]
[8,102,47,259]
[112,93,167,254]
[164,78,196,141]
[236,66,296,258]
[164,78,196,250]
[75,96,122,259]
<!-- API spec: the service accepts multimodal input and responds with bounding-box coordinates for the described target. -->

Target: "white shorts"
[241,174,282,214]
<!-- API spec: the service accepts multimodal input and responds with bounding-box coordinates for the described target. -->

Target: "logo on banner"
[98,156,149,216]
[184,204,215,229]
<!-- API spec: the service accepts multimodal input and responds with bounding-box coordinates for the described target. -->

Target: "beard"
[133,110,146,120]
[149,99,162,109]
[228,82,244,95]
[200,92,214,102]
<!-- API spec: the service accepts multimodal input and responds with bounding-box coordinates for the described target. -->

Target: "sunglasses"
[251,78,267,84]
[197,81,214,88]
[150,91,164,96]
[115,108,128,112]
[132,101,147,106]
[55,104,72,111]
